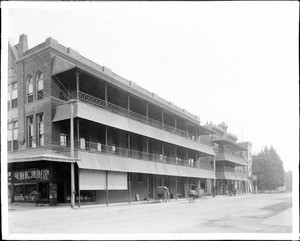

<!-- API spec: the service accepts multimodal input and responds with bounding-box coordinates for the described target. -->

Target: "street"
[8,192,292,234]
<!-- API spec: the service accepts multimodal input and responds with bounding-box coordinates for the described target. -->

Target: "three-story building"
[8,34,217,205]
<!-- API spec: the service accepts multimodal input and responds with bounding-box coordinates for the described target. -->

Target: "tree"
[252,146,285,191]
[285,171,292,192]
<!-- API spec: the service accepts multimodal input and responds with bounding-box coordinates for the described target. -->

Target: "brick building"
[7,34,254,206]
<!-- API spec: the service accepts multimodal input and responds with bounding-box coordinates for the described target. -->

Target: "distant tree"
[285,171,292,192]
[252,146,285,191]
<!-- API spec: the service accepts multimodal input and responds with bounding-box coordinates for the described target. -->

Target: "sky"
[3,2,299,172]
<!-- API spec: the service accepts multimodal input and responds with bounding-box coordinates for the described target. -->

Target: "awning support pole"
[106,170,109,205]
[70,100,75,208]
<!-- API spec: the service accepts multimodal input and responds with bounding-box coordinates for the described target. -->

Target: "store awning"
[8,153,77,163]
[76,151,216,179]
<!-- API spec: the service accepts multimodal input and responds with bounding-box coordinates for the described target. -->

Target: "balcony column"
[162,143,165,163]
[106,170,109,205]
[174,117,177,133]
[146,103,149,118]
[75,70,81,100]
[175,178,177,200]
[128,133,131,204]
[175,146,177,165]
[105,126,108,146]
[105,84,108,108]
[127,94,130,111]
[162,110,164,126]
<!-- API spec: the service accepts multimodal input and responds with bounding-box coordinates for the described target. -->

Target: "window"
[60,134,67,147]
[37,114,44,146]
[27,116,34,147]
[27,75,33,103]
[11,82,18,108]
[8,121,18,151]
[36,72,43,100]
[7,85,11,109]
[137,173,143,183]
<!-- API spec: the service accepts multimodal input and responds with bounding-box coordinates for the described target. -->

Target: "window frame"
[36,71,43,100]
[37,113,44,146]
[27,75,34,103]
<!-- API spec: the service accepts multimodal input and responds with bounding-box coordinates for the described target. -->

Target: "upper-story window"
[37,113,44,146]
[11,82,18,108]
[8,121,18,151]
[36,72,43,100]
[27,75,33,103]
[27,116,34,147]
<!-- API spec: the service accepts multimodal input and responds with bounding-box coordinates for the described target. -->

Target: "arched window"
[27,75,33,103]
[36,71,43,100]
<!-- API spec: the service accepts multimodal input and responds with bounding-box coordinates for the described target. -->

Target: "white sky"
[3,2,299,172]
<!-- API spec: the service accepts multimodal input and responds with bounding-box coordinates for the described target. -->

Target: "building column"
[105,84,108,108]
[127,94,130,111]
[175,178,177,200]
[175,146,177,165]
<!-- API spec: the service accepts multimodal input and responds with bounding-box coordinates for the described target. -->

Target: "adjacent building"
[7,34,254,206]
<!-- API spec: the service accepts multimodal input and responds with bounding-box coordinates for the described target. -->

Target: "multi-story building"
[7,34,217,205]
[205,122,253,195]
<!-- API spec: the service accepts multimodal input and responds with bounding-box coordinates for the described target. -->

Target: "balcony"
[216,149,247,166]
[59,140,214,171]
[60,91,212,147]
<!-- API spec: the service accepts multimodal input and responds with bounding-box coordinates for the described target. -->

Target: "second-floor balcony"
[58,140,214,171]
[59,91,212,147]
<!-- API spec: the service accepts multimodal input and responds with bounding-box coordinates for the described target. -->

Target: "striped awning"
[76,151,216,179]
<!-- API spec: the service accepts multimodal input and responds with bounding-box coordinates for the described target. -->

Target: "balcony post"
[75,70,80,101]
[106,170,109,205]
[105,84,108,108]
[175,146,177,165]
[213,156,216,197]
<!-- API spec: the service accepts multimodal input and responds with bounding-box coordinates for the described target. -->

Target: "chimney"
[18,34,28,57]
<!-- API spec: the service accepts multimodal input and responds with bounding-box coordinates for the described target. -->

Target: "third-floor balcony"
[60,91,210,145]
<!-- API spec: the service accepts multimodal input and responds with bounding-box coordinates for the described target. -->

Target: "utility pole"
[70,100,75,208]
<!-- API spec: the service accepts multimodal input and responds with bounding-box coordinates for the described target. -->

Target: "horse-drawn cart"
[155,186,170,202]
[186,186,204,201]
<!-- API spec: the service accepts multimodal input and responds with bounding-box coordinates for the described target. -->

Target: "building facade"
[7,34,221,205]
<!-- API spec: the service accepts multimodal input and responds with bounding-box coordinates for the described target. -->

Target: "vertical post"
[128,173,131,204]
[175,146,177,165]
[78,169,80,207]
[106,170,109,205]
[213,156,216,197]
[186,177,189,199]
[105,84,108,108]
[147,174,149,202]
[146,103,149,118]
[175,178,177,200]
[105,126,108,145]
[127,94,130,111]
[161,110,164,125]
[10,167,14,203]
[70,100,75,208]
[75,70,80,100]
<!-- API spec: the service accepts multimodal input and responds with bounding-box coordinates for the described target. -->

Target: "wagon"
[155,186,170,202]
[186,187,203,201]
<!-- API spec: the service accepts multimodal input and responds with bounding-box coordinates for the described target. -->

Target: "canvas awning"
[216,171,247,181]
[76,151,216,179]
[8,153,77,163]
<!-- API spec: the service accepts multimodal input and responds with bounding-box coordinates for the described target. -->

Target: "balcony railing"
[60,91,212,146]
[58,140,213,171]
[220,148,247,159]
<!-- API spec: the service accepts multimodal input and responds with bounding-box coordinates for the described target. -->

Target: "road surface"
[8,192,292,234]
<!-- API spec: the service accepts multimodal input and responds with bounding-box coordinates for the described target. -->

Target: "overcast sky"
[3,2,299,171]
